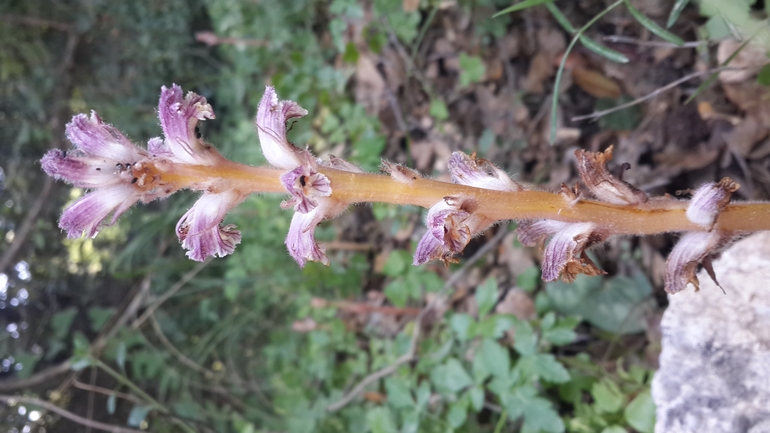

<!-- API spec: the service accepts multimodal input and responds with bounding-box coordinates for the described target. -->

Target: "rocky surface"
[652,232,770,433]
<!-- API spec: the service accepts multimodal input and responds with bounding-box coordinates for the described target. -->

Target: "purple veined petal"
[175,190,244,261]
[285,208,329,268]
[255,86,308,170]
[515,219,570,247]
[447,152,523,192]
[147,137,175,158]
[41,149,125,189]
[59,185,139,238]
[280,165,332,213]
[65,112,145,162]
[158,84,215,165]
[686,178,740,229]
[541,222,597,282]
[664,231,723,294]
[413,229,445,265]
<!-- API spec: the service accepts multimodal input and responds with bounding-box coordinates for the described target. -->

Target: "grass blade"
[667,0,690,28]
[494,0,553,17]
[546,3,629,63]
[549,0,625,144]
[684,37,753,105]
[579,35,630,63]
[625,0,684,46]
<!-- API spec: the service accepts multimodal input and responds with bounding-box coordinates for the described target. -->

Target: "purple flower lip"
[665,231,728,294]
[175,190,246,261]
[158,84,221,165]
[686,178,740,229]
[447,152,523,192]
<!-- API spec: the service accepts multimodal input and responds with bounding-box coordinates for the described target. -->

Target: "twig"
[571,66,744,122]
[602,35,705,48]
[0,361,71,392]
[326,228,508,412]
[72,380,146,406]
[0,14,73,32]
[131,258,211,330]
[149,314,216,376]
[0,395,143,433]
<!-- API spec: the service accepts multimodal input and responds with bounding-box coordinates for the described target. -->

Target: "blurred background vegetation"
[3,0,768,431]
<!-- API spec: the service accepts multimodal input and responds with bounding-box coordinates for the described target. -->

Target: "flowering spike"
[175,191,245,261]
[256,86,309,169]
[686,178,740,229]
[158,84,219,165]
[575,146,648,205]
[447,152,523,192]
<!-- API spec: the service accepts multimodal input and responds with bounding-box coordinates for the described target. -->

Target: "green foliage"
[459,53,487,87]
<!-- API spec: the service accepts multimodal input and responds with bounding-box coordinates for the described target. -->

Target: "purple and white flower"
[157,84,220,165]
[256,86,310,170]
[176,190,246,261]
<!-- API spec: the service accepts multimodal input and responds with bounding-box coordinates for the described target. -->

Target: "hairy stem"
[164,161,770,235]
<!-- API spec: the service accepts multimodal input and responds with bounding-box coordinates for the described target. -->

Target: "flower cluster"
[42,85,748,295]
[42,84,246,261]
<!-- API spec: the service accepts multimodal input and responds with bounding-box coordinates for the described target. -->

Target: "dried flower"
[414,196,486,265]
[664,231,727,293]
[575,146,647,205]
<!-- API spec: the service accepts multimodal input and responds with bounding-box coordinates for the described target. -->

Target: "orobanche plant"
[42,85,770,294]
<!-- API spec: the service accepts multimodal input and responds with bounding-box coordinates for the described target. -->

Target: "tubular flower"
[447,151,523,192]
[256,86,310,170]
[516,220,606,282]
[41,112,170,238]
[157,84,221,165]
[414,152,524,265]
[176,190,246,261]
[664,177,740,293]
[255,86,354,267]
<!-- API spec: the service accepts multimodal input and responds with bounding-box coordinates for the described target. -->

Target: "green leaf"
[51,308,77,340]
[601,427,628,433]
[758,64,770,86]
[127,405,152,427]
[624,390,656,433]
[591,379,626,413]
[431,358,473,393]
[546,2,576,33]
[546,274,654,334]
[494,0,553,17]
[667,0,690,28]
[516,267,541,292]
[520,397,565,433]
[542,327,577,345]
[596,95,643,131]
[382,250,408,277]
[578,35,630,63]
[366,407,398,433]
[625,0,684,46]
[512,321,537,356]
[479,338,511,379]
[541,312,556,330]
[475,277,498,317]
[343,42,359,64]
[469,386,485,411]
[447,398,468,428]
[517,354,570,383]
[88,307,115,333]
[430,99,449,121]
[384,280,408,308]
[385,376,414,409]
[459,53,486,87]
[450,313,475,341]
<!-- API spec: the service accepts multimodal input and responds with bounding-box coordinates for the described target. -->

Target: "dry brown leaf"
[402,0,419,12]
[572,67,622,98]
[355,54,386,116]
[724,116,770,158]
[718,39,769,83]
[495,288,536,320]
